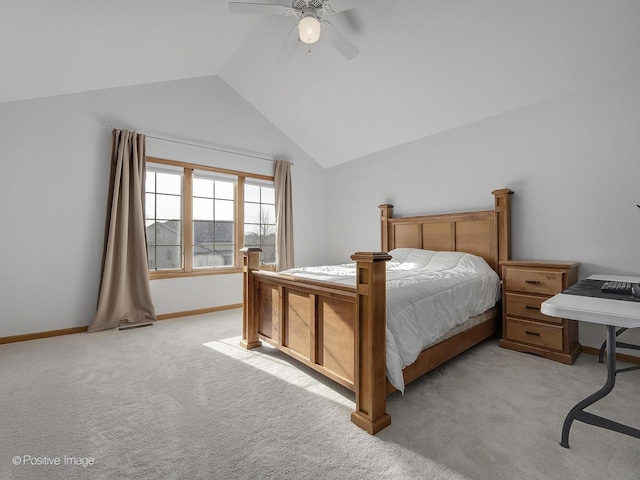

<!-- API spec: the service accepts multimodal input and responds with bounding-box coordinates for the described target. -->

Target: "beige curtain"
[88,129,156,332]
[274,160,294,271]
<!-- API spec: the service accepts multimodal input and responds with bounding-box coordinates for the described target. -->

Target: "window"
[192,172,236,269]
[244,182,276,265]
[145,165,183,271]
[145,157,275,278]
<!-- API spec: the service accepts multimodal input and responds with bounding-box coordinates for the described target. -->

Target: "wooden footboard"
[240,188,513,435]
[241,248,392,434]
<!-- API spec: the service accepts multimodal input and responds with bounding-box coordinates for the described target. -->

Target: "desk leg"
[597,326,640,373]
[598,327,629,364]
[561,325,640,448]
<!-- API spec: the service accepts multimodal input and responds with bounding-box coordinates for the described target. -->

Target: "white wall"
[0,76,326,337]
[324,73,640,351]
[3,68,640,355]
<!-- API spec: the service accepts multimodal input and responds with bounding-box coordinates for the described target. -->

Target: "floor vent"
[118,323,154,331]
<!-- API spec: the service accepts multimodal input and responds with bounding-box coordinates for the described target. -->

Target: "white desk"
[541,274,640,448]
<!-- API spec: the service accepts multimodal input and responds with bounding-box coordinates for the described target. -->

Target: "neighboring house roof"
[146,220,179,245]
[193,220,233,244]
[146,220,235,257]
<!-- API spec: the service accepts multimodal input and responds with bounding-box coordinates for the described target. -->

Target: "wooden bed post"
[378,204,394,252]
[492,189,514,275]
[240,247,262,350]
[350,251,392,434]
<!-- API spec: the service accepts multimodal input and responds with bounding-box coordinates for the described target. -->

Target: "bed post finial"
[378,204,394,252]
[240,247,262,350]
[492,189,513,275]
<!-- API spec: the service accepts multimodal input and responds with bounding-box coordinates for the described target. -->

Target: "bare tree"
[259,209,276,239]
[244,209,276,263]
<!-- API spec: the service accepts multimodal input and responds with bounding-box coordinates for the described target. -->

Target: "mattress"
[282,248,502,392]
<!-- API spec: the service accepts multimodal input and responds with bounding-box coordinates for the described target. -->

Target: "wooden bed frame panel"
[241,188,513,434]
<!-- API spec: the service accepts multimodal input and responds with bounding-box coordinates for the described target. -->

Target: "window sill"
[149,267,243,280]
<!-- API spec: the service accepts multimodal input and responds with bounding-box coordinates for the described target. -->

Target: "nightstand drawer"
[504,268,563,296]
[504,293,562,324]
[506,317,563,351]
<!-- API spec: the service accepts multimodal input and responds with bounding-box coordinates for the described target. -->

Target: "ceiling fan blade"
[320,21,359,60]
[322,0,370,14]
[276,24,300,64]
[229,2,293,15]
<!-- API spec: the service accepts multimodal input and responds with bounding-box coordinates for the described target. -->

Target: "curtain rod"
[107,126,287,164]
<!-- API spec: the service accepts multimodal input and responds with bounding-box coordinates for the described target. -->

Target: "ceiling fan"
[228,0,367,63]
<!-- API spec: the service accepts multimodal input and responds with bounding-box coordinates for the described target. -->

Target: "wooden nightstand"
[499,260,581,365]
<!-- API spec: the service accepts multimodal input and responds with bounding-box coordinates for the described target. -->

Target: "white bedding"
[281,248,502,392]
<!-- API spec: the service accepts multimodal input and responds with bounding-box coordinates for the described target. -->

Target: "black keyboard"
[601,281,633,294]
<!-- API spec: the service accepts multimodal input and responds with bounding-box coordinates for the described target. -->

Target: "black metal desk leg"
[560,325,617,448]
[598,327,628,364]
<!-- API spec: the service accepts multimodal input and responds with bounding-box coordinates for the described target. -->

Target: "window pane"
[154,245,181,270]
[262,186,275,204]
[193,243,214,268]
[215,181,234,200]
[156,194,181,220]
[147,246,156,269]
[261,204,276,224]
[193,221,214,244]
[193,243,234,268]
[146,171,156,193]
[156,172,181,195]
[244,225,260,247]
[243,181,276,265]
[145,193,155,219]
[263,237,276,247]
[245,184,260,202]
[193,198,214,221]
[215,222,234,243]
[193,220,234,269]
[244,224,260,236]
[244,203,260,223]
[262,225,276,241]
[193,177,214,198]
[261,245,276,264]
[215,200,234,221]
[146,165,183,272]
[145,224,157,251]
[214,245,234,266]
[153,220,181,245]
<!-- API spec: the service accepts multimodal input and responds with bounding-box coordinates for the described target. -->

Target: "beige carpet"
[1,309,639,480]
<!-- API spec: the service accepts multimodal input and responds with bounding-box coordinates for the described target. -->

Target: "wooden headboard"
[379,189,513,276]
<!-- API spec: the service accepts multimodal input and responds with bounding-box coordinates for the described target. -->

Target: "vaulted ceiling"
[2,0,639,168]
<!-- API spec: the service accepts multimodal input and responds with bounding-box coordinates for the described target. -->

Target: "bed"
[240,188,513,434]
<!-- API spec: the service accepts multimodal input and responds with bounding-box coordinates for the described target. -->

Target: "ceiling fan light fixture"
[298,14,321,44]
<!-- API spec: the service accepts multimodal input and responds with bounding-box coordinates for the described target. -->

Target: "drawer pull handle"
[525,330,541,337]
[525,280,540,285]
[525,305,540,310]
